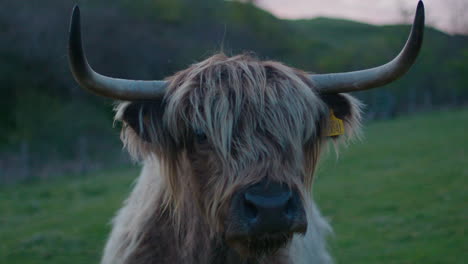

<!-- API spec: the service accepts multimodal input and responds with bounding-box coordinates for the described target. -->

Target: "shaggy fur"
[103,54,363,264]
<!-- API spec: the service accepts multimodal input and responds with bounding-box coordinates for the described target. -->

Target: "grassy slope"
[315,108,467,263]
[1,108,467,263]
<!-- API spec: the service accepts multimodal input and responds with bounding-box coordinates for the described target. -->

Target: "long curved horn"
[68,6,167,100]
[311,0,425,94]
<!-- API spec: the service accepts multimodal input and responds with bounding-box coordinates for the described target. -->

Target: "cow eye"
[194,129,208,144]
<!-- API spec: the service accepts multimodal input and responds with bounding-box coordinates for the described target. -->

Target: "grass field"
[1,108,467,263]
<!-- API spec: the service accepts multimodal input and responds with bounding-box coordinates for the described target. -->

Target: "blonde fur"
[104,54,363,264]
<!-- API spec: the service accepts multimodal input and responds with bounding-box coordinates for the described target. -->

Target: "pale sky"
[256,0,467,34]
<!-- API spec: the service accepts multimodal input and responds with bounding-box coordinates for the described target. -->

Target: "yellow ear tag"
[327,110,345,137]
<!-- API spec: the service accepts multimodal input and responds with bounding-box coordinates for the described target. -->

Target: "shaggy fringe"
[105,53,364,264]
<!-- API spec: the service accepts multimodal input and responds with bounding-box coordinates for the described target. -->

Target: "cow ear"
[320,93,363,140]
[116,99,165,143]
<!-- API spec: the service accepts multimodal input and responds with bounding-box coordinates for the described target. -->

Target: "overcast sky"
[256,0,466,34]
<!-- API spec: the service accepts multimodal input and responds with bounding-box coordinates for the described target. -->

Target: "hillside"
[0,0,467,178]
[1,108,466,263]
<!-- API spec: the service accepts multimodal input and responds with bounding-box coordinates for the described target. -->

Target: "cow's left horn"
[311,0,425,94]
[68,5,167,100]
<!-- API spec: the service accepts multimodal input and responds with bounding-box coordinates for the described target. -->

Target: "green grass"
[1,108,467,263]
[0,168,138,263]
[315,108,468,263]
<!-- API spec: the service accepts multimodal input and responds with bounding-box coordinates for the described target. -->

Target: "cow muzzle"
[225,180,307,255]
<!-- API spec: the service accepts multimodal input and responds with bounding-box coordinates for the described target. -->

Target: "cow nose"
[244,189,292,221]
[241,182,300,234]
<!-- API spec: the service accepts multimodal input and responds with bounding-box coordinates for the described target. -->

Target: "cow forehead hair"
[163,53,327,159]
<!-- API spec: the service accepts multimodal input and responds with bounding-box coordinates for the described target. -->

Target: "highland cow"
[68,2,424,264]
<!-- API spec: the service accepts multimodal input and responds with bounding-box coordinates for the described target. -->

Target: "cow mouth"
[225,233,293,257]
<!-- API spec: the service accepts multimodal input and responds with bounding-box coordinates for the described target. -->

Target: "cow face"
[117,54,362,257]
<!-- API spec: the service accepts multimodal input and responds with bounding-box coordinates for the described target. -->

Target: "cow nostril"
[284,197,295,220]
[244,199,258,223]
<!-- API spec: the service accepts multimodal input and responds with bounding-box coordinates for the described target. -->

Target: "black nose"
[238,181,306,235]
